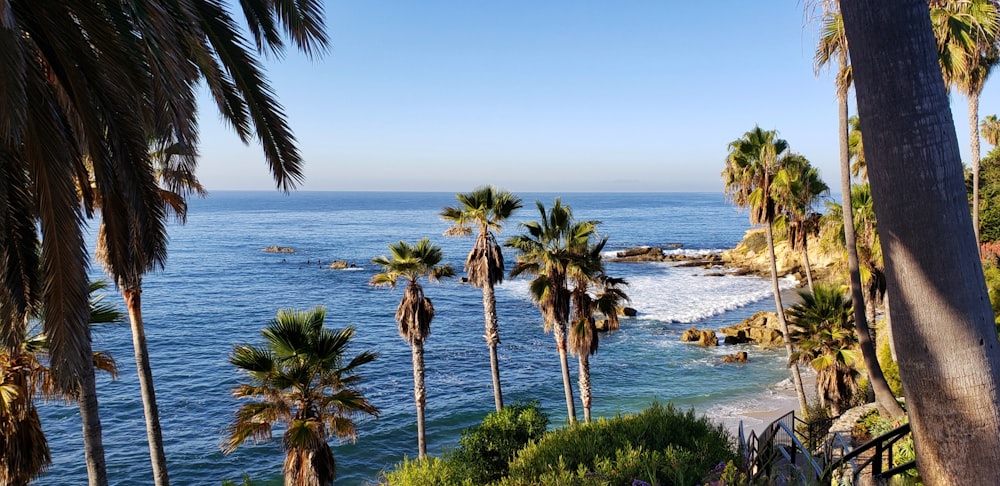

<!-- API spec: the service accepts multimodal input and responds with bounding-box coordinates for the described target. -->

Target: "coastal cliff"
[721,228,840,282]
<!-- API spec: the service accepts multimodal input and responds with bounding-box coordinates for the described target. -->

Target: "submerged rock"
[722,351,749,363]
[263,245,295,253]
[328,260,355,269]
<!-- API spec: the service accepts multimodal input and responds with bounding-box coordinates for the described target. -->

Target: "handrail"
[772,420,824,481]
[822,422,916,483]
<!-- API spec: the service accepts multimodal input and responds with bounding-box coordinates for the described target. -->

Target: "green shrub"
[983,263,1000,333]
[742,230,767,254]
[504,402,734,486]
[453,401,550,483]
[382,402,549,485]
[380,455,474,486]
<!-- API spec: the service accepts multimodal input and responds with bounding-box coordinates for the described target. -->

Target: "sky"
[194,1,1000,193]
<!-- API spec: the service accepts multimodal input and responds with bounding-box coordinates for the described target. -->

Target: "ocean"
[35,191,801,485]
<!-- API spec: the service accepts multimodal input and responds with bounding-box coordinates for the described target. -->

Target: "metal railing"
[821,422,916,484]
[738,411,825,484]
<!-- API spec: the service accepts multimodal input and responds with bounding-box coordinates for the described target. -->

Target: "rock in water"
[698,330,719,347]
[722,351,749,363]
[680,328,701,342]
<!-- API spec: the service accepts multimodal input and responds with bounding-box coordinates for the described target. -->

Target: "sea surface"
[36,191,801,485]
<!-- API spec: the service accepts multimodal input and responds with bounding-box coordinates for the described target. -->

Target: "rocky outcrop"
[263,245,295,253]
[681,328,718,346]
[721,228,839,280]
[720,311,785,348]
[609,247,666,262]
[620,306,638,317]
[327,260,356,269]
[722,351,749,363]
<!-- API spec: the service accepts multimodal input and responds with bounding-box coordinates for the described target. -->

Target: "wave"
[498,263,799,323]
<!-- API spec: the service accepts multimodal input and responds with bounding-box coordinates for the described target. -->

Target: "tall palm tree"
[567,238,629,423]
[2,3,328,484]
[814,5,905,419]
[722,126,809,414]
[223,307,379,486]
[773,154,829,293]
[440,186,522,412]
[506,200,599,424]
[788,284,860,416]
[840,0,1000,480]
[92,137,207,486]
[932,0,1000,243]
[370,239,454,459]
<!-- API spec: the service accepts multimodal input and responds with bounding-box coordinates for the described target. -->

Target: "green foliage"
[383,402,549,485]
[504,402,734,486]
[742,230,768,254]
[381,455,475,486]
[982,262,1000,334]
[453,402,550,483]
[979,151,1000,242]
[877,337,904,397]
[221,474,256,486]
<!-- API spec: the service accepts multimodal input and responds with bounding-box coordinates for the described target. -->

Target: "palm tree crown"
[370,239,456,345]
[223,307,378,486]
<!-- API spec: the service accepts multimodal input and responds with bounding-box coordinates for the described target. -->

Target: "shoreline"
[707,367,818,439]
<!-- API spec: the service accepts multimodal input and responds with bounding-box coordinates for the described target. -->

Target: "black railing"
[822,422,916,484]
[738,411,825,484]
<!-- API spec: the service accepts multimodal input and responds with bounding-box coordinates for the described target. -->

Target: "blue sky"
[195,1,1000,193]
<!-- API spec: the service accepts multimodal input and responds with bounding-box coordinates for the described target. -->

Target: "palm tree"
[370,239,455,459]
[440,186,522,412]
[506,200,599,424]
[840,0,1000,480]
[1,281,121,486]
[773,154,829,293]
[788,284,860,416]
[567,238,629,423]
[2,3,328,484]
[983,114,1000,148]
[223,307,379,486]
[814,5,905,419]
[848,116,867,180]
[932,0,1000,243]
[722,126,810,414]
[92,138,207,486]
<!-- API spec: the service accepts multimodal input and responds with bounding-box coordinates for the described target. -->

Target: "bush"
[382,402,549,485]
[742,230,768,254]
[503,402,734,486]
[877,337,904,397]
[453,401,550,483]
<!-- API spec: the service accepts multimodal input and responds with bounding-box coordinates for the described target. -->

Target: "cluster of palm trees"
[361,187,628,464]
[721,126,828,415]
[0,2,329,485]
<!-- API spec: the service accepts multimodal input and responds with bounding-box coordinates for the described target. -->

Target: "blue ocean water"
[36,191,799,485]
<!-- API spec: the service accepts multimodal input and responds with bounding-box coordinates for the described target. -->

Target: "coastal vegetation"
[9,1,1000,485]
[382,402,732,486]
[222,307,379,486]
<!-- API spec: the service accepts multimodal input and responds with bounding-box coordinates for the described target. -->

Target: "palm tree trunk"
[123,288,170,486]
[482,284,503,412]
[884,292,898,361]
[78,358,109,486]
[411,343,427,459]
[842,1,1000,481]
[971,93,982,243]
[553,322,576,424]
[578,354,591,423]
[764,223,809,414]
[801,246,815,293]
[835,65,906,420]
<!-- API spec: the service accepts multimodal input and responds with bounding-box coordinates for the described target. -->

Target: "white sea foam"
[498,264,798,323]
